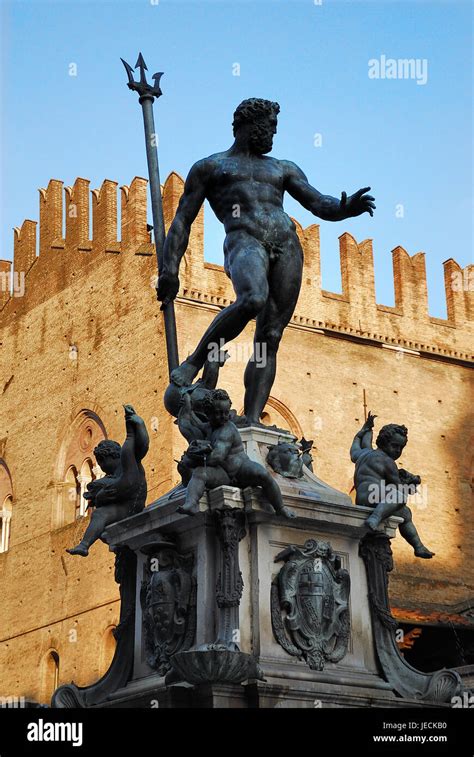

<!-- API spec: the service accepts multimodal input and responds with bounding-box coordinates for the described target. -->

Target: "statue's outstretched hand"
[157,270,180,307]
[340,187,376,218]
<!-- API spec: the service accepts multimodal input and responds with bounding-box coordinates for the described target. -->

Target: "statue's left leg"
[398,506,435,558]
[171,231,270,388]
[243,239,303,424]
[66,505,127,557]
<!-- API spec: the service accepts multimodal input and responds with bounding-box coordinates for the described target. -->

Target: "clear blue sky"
[1,0,472,316]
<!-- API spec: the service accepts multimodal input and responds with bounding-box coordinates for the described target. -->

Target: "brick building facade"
[0,173,472,703]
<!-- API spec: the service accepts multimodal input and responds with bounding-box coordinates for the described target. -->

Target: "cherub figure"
[350,412,434,559]
[66,405,149,557]
[177,388,295,519]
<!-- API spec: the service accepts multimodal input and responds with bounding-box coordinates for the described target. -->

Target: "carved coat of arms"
[271,538,351,670]
[140,545,196,676]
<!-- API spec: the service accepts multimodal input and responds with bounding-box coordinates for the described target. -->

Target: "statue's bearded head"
[376,424,408,461]
[233,98,280,155]
[267,442,304,479]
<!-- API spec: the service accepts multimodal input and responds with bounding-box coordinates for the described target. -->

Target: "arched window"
[54,410,107,528]
[76,459,95,518]
[64,466,80,524]
[0,461,13,553]
[42,650,60,701]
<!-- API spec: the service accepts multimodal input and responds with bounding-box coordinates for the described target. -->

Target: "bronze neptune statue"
[157,98,375,425]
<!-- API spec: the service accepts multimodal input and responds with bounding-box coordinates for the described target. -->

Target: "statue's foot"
[279,506,297,519]
[365,514,381,532]
[232,413,291,434]
[170,360,199,388]
[177,504,196,517]
[66,544,89,557]
[414,545,435,559]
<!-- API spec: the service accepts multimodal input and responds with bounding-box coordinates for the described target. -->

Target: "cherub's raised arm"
[283,161,375,222]
[121,405,149,474]
[133,416,149,461]
[350,412,377,462]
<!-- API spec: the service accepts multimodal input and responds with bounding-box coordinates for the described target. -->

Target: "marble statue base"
[52,426,462,709]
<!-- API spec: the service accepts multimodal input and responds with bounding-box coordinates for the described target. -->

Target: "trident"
[121,53,179,376]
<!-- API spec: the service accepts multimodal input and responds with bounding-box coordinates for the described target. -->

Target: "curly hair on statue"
[93,439,121,460]
[232,98,280,135]
[201,388,232,415]
[376,424,408,450]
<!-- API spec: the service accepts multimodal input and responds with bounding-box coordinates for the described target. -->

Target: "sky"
[1,0,472,317]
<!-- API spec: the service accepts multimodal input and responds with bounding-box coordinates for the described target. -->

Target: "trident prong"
[152,72,164,98]
[120,52,163,100]
[120,58,135,86]
[135,52,148,84]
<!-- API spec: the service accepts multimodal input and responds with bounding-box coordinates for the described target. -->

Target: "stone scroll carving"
[359,532,461,702]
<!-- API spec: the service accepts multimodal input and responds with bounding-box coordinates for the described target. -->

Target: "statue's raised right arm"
[350,411,377,462]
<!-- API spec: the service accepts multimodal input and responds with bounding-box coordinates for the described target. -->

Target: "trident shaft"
[121,52,179,376]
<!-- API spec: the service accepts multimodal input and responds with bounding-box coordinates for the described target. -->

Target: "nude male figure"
[157,98,375,425]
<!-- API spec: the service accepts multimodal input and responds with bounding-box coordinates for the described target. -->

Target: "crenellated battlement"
[1,173,472,360]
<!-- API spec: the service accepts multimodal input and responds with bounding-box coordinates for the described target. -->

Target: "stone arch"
[0,460,13,553]
[53,409,107,528]
[259,396,304,438]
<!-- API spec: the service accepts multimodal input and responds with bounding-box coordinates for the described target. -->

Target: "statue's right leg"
[170,231,269,387]
[398,506,435,558]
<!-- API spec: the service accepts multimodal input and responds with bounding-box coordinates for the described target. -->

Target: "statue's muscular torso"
[201,152,299,248]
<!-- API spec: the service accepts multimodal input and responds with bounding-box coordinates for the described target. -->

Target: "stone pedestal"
[52,426,462,709]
